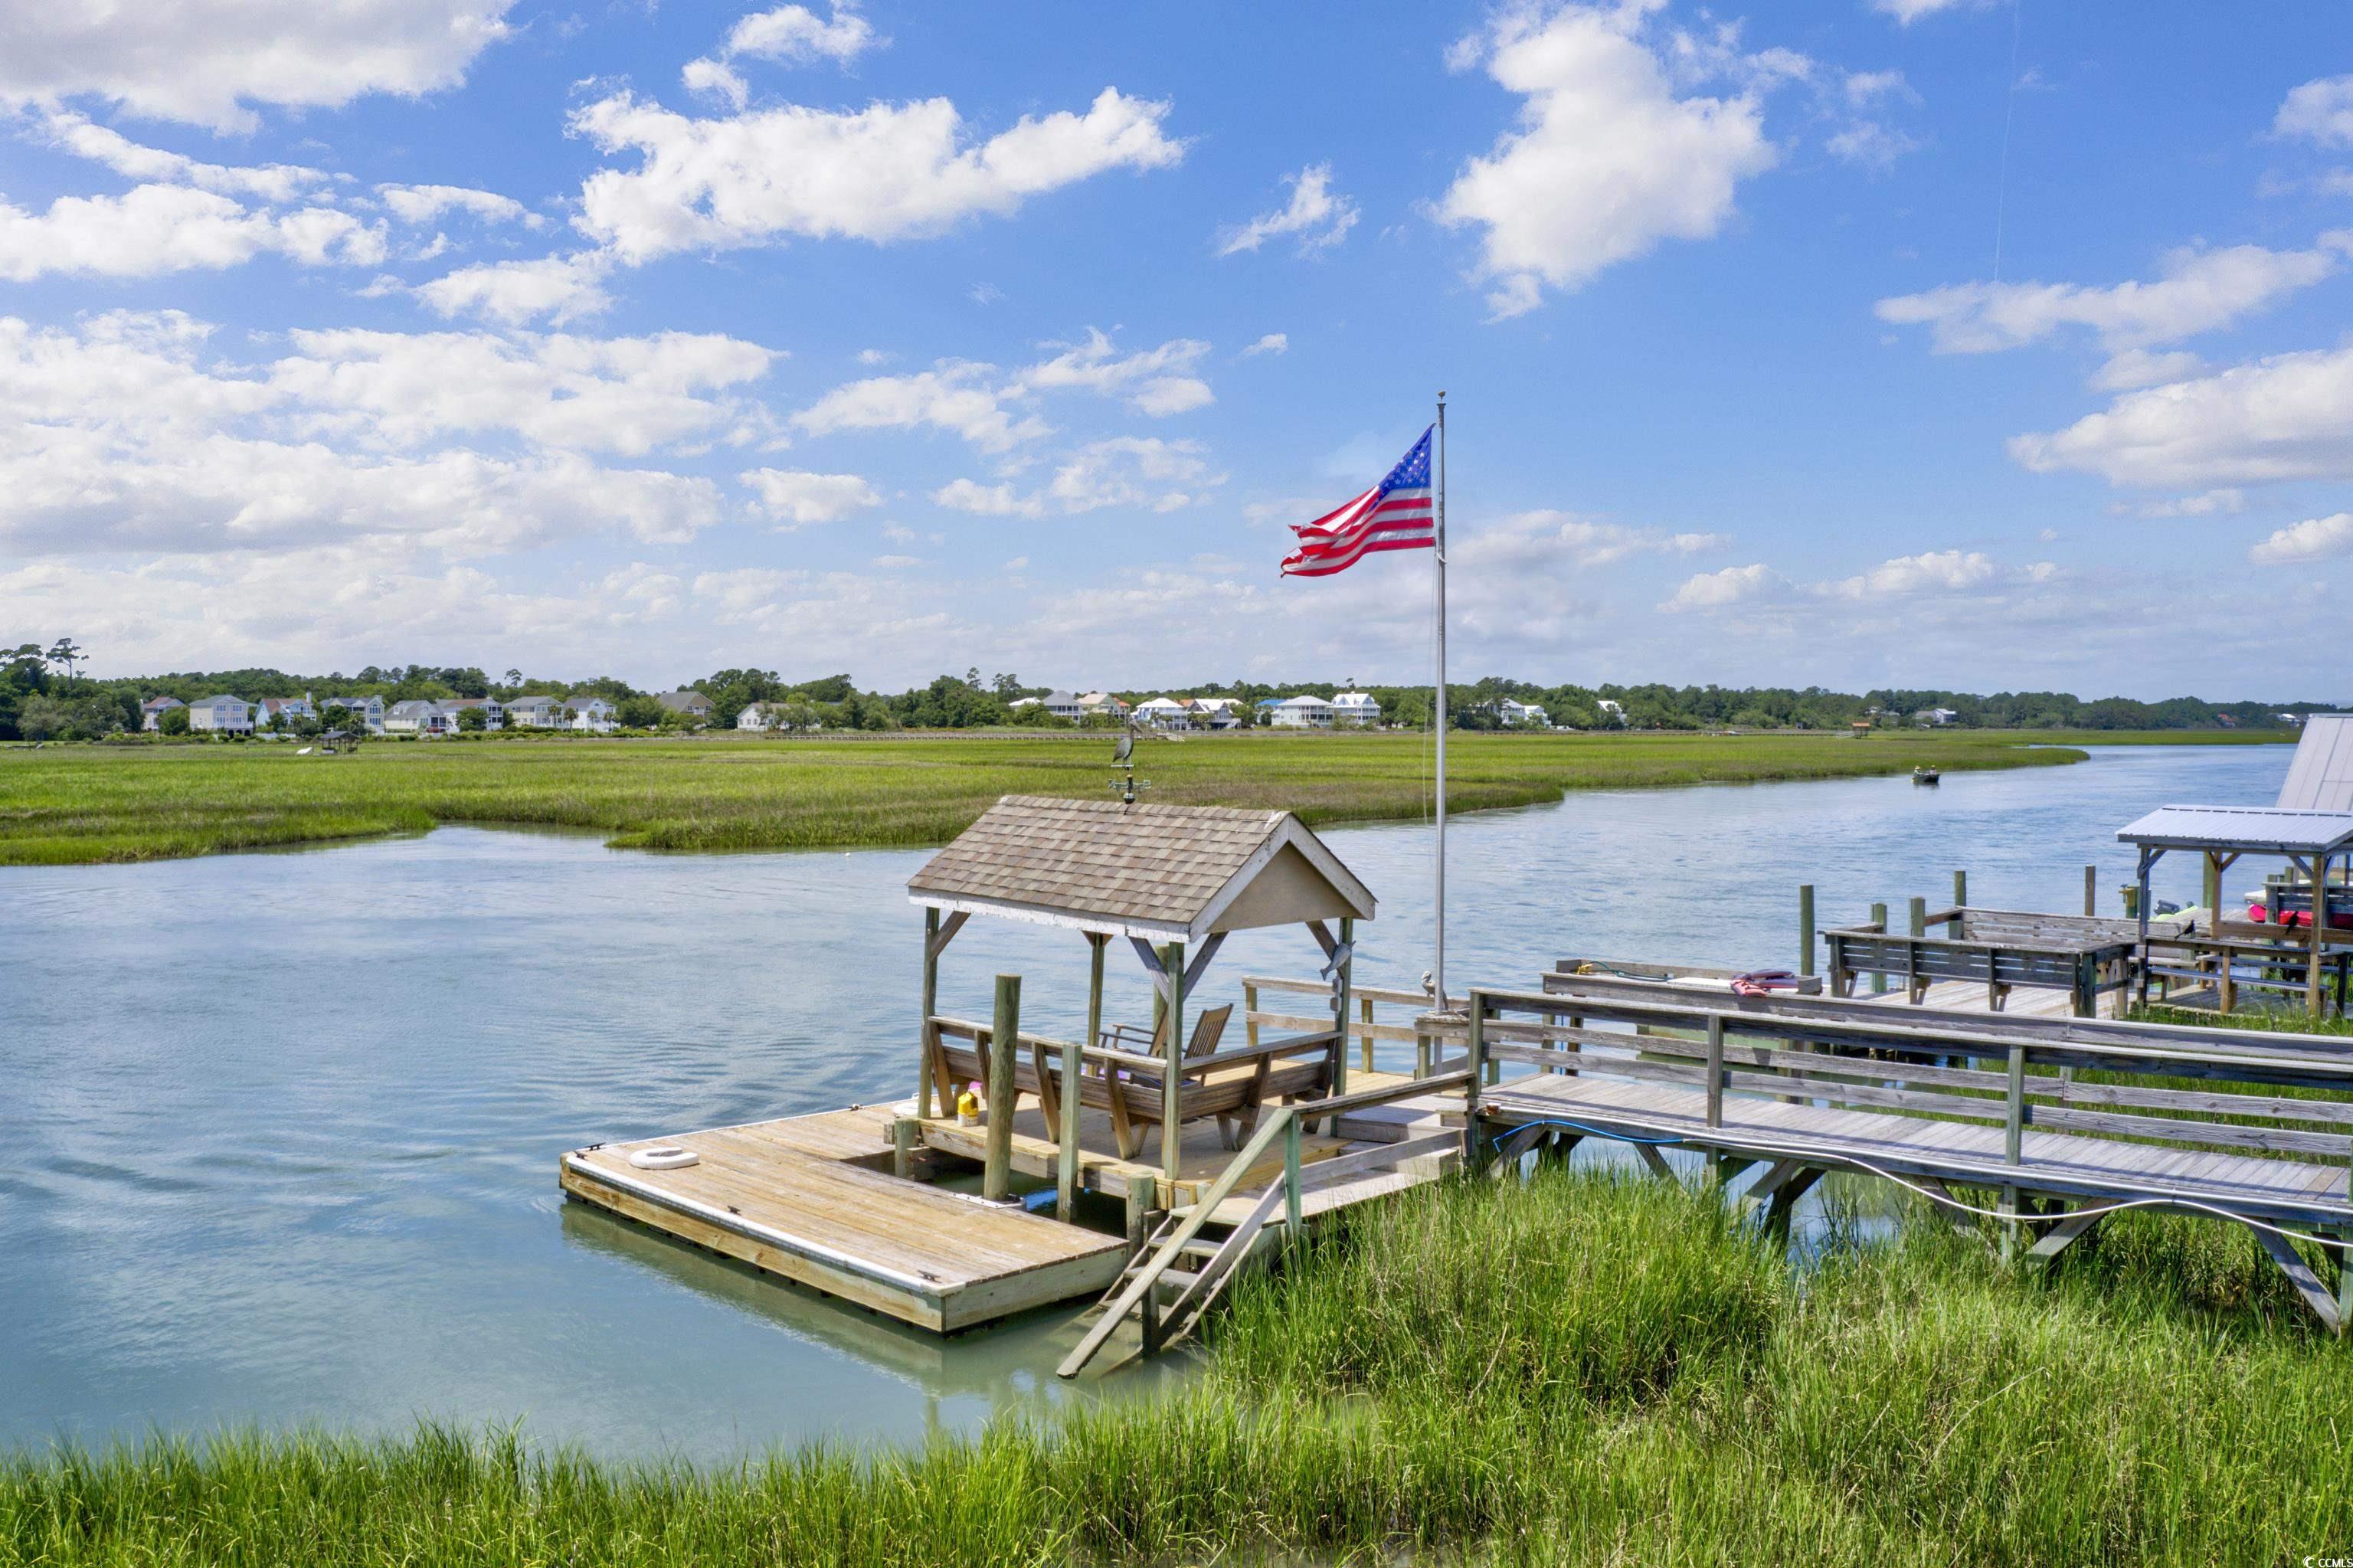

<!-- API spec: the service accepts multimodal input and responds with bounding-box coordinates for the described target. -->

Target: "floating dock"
[561,1109,1129,1332]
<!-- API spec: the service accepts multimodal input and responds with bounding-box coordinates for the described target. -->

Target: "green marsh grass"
[7,1167,2347,1564]
[0,728,2116,866]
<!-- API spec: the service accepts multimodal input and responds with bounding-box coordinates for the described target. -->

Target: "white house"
[383,699,456,736]
[567,696,618,733]
[1914,707,1960,727]
[1075,691,1129,723]
[1186,697,1246,730]
[1595,699,1627,726]
[253,696,316,731]
[737,701,807,731]
[321,695,386,734]
[1498,699,1549,728]
[188,695,254,733]
[441,696,505,729]
[1330,691,1380,728]
[1134,696,1193,731]
[1271,695,1335,729]
[140,696,184,731]
[503,696,563,728]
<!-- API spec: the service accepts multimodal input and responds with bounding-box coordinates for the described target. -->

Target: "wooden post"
[918,906,941,1118]
[1360,995,1376,1074]
[1909,895,1927,938]
[1870,902,1888,993]
[892,1115,916,1181]
[1334,915,1354,1095]
[1704,1015,1724,1130]
[1124,1170,1154,1257]
[2083,864,2097,918]
[983,974,1022,1202]
[1798,883,1815,977]
[2004,1042,2027,1263]
[2202,851,2221,922]
[2312,853,2332,1019]
[1060,935,1105,1223]
[1950,871,1966,937]
[1244,980,1259,1049]
[1464,991,1487,1174]
[1161,940,1185,1182]
[1282,1113,1303,1239]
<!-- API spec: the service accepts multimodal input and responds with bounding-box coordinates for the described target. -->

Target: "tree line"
[1,638,2326,741]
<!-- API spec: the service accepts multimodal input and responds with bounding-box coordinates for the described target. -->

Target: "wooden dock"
[560,1109,1129,1333]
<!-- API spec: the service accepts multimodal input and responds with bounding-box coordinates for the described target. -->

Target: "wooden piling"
[1909,895,1927,939]
[1161,941,1186,1182]
[1798,883,1815,976]
[1334,915,1354,1095]
[1870,902,1888,992]
[917,906,941,1118]
[1060,935,1105,1222]
[1951,870,1967,937]
[983,973,1021,1202]
[1125,1171,1155,1256]
[2083,864,2096,918]
[892,1116,916,1181]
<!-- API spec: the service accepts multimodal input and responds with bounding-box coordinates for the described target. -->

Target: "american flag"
[1280,427,1435,577]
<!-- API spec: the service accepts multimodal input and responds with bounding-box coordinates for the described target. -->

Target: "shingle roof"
[908,794,1373,939]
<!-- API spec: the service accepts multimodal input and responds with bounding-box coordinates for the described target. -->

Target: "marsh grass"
[0,729,2101,866]
[8,1168,2348,1565]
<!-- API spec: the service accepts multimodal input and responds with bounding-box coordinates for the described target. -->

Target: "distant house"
[655,689,712,722]
[1272,695,1335,729]
[1036,690,1084,721]
[321,695,386,734]
[1913,707,1959,728]
[1134,696,1193,731]
[1331,690,1380,728]
[1595,699,1627,727]
[140,696,185,732]
[736,701,805,731]
[383,699,456,736]
[1497,699,1549,728]
[188,695,253,733]
[1186,697,1246,731]
[566,696,618,733]
[1075,692,1129,723]
[441,696,506,729]
[504,696,564,728]
[253,695,316,730]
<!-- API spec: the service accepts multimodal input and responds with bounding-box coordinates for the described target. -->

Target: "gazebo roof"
[908,794,1376,941]
[2117,804,2353,858]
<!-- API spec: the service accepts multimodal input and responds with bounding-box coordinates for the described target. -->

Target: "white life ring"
[628,1144,700,1170]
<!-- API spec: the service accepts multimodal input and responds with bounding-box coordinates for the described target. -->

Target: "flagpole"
[1432,392,1448,1010]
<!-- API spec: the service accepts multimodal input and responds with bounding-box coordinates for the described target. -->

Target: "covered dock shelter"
[2119,804,2353,1016]
[906,794,1379,1195]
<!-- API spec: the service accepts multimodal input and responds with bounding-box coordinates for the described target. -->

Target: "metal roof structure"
[2116,805,2353,857]
[908,794,1376,942]
[2278,714,2353,813]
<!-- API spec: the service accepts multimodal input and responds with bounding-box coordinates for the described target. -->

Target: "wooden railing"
[1821,907,2142,1015]
[1242,974,1465,1077]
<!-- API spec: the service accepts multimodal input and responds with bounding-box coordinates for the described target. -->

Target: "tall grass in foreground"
[6,1170,2347,1565]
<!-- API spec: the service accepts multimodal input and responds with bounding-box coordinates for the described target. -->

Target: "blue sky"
[3,0,2349,699]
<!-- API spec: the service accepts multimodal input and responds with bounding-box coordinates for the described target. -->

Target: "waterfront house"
[1272,695,1335,729]
[1075,692,1129,723]
[140,696,184,731]
[1497,699,1549,728]
[441,696,506,729]
[567,696,619,733]
[1184,696,1246,730]
[503,696,563,728]
[1331,690,1380,728]
[1914,707,1960,727]
[1595,699,1627,726]
[321,694,386,734]
[188,695,254,733]
[383,699,455,736]
[736,701,806,731]
[253,696,316,730]
[655,689,712,722]
[1134,696,1193,730]
[1031,689,1084,720]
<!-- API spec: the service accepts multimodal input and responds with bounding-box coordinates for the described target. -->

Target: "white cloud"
[1471,510,1727,569]
[794,361,1046,451]
[931,478,1044,517]
[742,466,881,526]
[1240,332,1288,357]
[569,86,1182,264]
[0,0,519,133]
[681,58,749,110]
[1826,120,1918,172]
[2010,343,2353,488]
[1046,437,1218,514]
[2090,347,2205,391]
[1877,237,2349,355]
[723,3,876,66]
[0,184,385,280]
[1824,548,1996,598]
[1438,2,1780,318]
[36,111,329,201]
[2276,76,2353,149]
[2115,489,2243,519]
[377,183,533,226]
[1216,164,1358,256]
[2249,512,2353,565]
[1016,328,1211,415]
[1871,0,1998,21]
[414,253,614,326]
[1664,561,1783,610]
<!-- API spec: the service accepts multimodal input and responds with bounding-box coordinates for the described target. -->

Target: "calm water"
[0,743,2288,1459]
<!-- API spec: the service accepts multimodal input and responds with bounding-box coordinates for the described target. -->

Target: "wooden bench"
[927,1007,1340,1160]
[1824,907,2178,1016]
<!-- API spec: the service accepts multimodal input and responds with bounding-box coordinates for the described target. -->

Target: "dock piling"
[983,973,1021,1202]
[1951,870,1967,936]
[892,1115,916,1180]
[1798,884,1815,977]
[1870,902,1888,992]
[2083,864,2096,918]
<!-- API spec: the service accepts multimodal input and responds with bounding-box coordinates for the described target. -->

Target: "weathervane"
[1109,725,1150,806]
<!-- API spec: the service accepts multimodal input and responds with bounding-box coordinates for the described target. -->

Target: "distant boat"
[1913,766,1941,785]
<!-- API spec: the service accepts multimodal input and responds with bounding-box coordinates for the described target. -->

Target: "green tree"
[615,695,666,728]
[157,705,191,736]
[454,705,488,732]
[47,637,83,681]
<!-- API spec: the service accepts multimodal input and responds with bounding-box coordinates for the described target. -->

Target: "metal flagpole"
[1433,392,1447,1010]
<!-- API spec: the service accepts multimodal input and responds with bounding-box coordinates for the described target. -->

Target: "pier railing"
[1242,974,1465,1077]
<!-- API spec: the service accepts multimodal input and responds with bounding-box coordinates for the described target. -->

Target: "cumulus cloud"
[2090,348,2205,392]
[0,0,519,133]
[794,361,1046,451]
[0,184,385,280]
[681,3,876,106]
[1876,237,2350,354]
[2115,489,2243,519]
[934,437,1219,516]
[2276,75,2353,149]
[1215,164,1358,256]
[1471,510,1727,569]
[1665,548,2046,613]
[1870,0,1998,21]
[414,253,614,326]
[1437,2,1780,318]
[2249,512,2353,565]
[568,86,1182,264]
[1824,548,1997,598]
[1240,333,1288,357]
[2009,343,2353,488]
[377,182,534,226]
[741,466,882,525]
[35,111,329,201]
[1664,561,1783,610]
[931,477,1044,517]
[1015,328,1211,415]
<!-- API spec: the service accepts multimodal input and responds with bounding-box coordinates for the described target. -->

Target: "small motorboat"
[1913,766,1941,785]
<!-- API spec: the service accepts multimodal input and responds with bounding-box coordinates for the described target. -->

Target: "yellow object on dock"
[559,1108,1128,1333]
